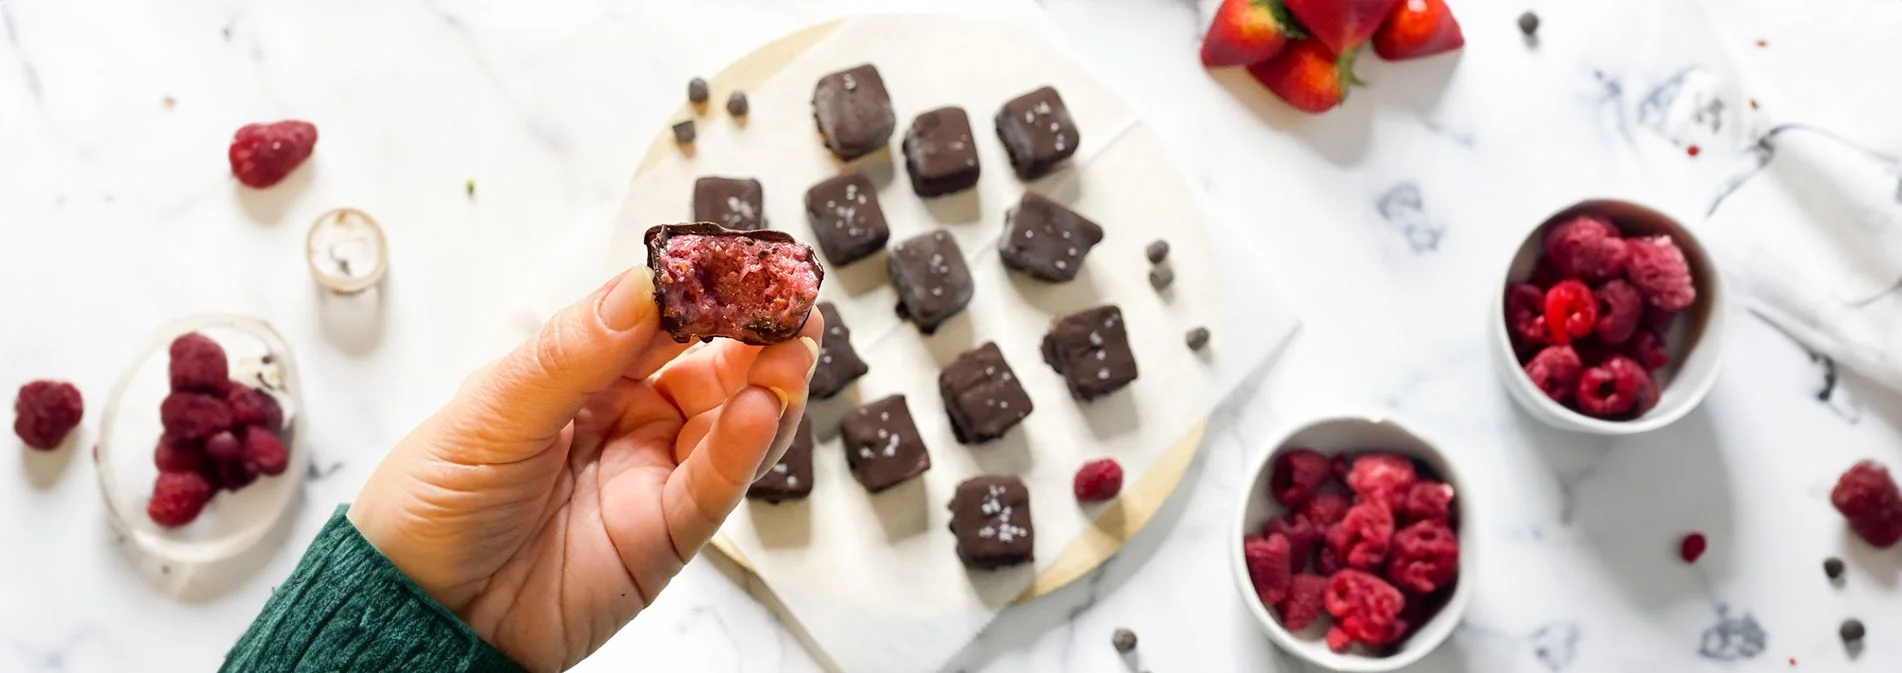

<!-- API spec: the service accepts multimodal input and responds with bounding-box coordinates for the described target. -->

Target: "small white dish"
[1230,415,1473,672]
[1490,199,1728,435]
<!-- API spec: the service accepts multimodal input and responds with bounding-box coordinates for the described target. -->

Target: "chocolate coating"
[938,342,1034,444]
[809,302,869,399]
[804,171,889,266]
[901,107,980,197]
[994,86,1078,180]
[692,176,766,231]
[840,395,931,492]
[999,192,1103,282]
[1041,305,1139,401]
[888,230,974,334]
[947,475,1034,569]
[746,415,813,503]
[812,64,893,160]
[643,223,823,345]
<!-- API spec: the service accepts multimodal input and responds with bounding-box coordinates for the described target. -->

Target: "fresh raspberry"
[1575,355,1655,418]
[1244,534,1294,605]
[147,471,214,528]
[1679,532,1708,563]
[168,333,229,392]
[1627,329,1670,371]
[1325,626,1353,653]
[1271,449,1332,507]
[1278,574,1329,630]
[1593,279,1643,345]
[1505,284,1550,354]
[1523,345,1583,405]
[14,380,83,450]
[1325,569,1408,646]
[1399,481,1455,523]
[1073,458,1123,501]
[1315,543,1345,576]
[1387,520,1460,594]
[1543,280,1598,346]
[1264,513,1320,571]
[161,392,234,441]
[1830,460,1902,548]
[153,434,205,474]
[1630,369,1661,417]
[214,457,258,491]
[1347,454,1417,508]
[203,430,243,463]
[1327,501,1396,571]
[225,383,284,431]
[1303,492,1352,527]
[1625,235,1697,311]
[228,120,318,188]
[1542,215,1629,281]
[242,425,288,476]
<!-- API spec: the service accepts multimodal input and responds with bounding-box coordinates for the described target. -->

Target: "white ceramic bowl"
[1230,415,1474,672]
[1490,199,1728,435]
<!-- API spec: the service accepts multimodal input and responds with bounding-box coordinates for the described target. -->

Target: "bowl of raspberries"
[1494,199,1726,434]
[96,314,305,564]
[1231,415,1471,669]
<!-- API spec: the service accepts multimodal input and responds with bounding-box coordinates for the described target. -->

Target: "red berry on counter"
[148,471,214,528]
[1679,532,1708,563]
[1524,345,1584,405]
[168,333,229,392]
[1247,40,1361,115]
[229,120,318,188]
[1625,235,1697,311]
[1200,0,1302,67]
[1831,460,1902,548]
[1543,280,1599,345]
[1073,458,1124,501]
[1371,0,1465,61]
[1272,448,1333,507]
[13,380,83,450]
[1283,0,1403,56]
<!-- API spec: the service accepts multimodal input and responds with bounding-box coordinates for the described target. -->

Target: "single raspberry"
[242,425,288,476]
[1523,345,1583,405]
[1627,329,1670,371]
[1505,284,1550,354]
[1303,492,1352,527]
[1830,460,1902,548]
[228,120,318,188]
[161,392,234,441]
[1542,215,1629,281]
[1543,280,1598,346]
[1387,520,1460,594]
[1593,279,1643,345]
[1625,235,1697,311]
[1630,369,1661,417]
[1347,454,1417,508]
[1073,458,1124,501]
[213,457,258,491]
[153,434,205,474]
[203,430,243,463]
[1325,626,1353,652]
[1278,574,1329,630]
[14,380,83,450]
[1325,569,1408,646]
[168,333,229,392]
[225,383,284,431]
[1271,449,1332,507]
[1679,532,1708,563]
[1399,481,1455,523]
[147,470,214,528]
[1327,501,1396,571]
[1575,355,1655,419]
[1244,534,1295,605]
[1264,513,1320,571]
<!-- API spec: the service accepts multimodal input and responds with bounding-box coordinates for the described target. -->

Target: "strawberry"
[1283,0,1404,56]
[1247,40,1363,114]
[1200,0,1305,67]
[1373,0,1465,60]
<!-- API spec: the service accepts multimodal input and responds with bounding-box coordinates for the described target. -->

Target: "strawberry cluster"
[1508,215,1699,420]
[148,333,290,528]
[1245,449,1461,654]
[1199,0,1464,114]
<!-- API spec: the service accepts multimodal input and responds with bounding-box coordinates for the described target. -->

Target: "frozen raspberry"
[1399,481,1455,523]
[1830,460,1902,548]
[153,434,205,474]
[204,430,243,462]
[1575,355,1655,418]
[1523,345,1583,405]
[242,425,288,476]
[167,333,229,392]
[213,457,258,491]
[1325,569,1408,646]
[1073,458,1123,501]
[1630,369,1661,417]
[147,470,214,528]
[1265,513,1320,571]
[1387,520,1460,594]
[1542,215,1629,281]
[1593,279,1643,345]
[1625,235,1697,311]
[1325,626,1353,653]
[1303,492,1352,527]
[14,380,83,450]
[161,392,233,441]
[1505,284,1550,354]
[1315,544,1345,576]
[1279,574,1329,631]
[1543,280,1598,346]
[1347,454,1417,508]
[225,383,284,431]
[1679,532,1708,563]
[1271,449,1332,507]
[228,120,318,188]
[1627,329,1669,371]
[1244,534,1295,605]
[1327,501,1396,571]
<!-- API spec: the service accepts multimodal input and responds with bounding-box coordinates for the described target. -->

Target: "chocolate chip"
[688,77,709,104]
[1185,326,1210,350]
[1145,239,1170,264]
[1825,557,1845,580]
[727,91,749,116]
[1518,11,1540,37]
[1148,265,1174,291]
[672,120,696,144]
[1111,627,1138,653]
[1841,619,1865,643]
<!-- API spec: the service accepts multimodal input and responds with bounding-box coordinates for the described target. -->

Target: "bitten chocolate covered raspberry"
[645,224,824,345]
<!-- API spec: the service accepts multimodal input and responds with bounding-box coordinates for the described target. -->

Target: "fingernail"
[799,336,820,379]
[766,386,792,413]
[597,268,656,332]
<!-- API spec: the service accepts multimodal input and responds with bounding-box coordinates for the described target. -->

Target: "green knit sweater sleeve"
[222,505,525,673]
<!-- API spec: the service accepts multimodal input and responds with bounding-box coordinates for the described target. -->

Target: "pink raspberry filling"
[653,231,822,344]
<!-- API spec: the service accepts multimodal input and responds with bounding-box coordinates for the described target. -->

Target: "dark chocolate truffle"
[1041,305,1139,401]
[803,171,889,266]
[692,176,766,231]
[948,475,1034,569]
[901,107,980,197]
[999,192,1103,283]
[938,342,1034,444]
[811,64,893,160]
[888,230,974,334]
[746,415,813,503]
[994,86,1079,180]
[840,395,931,492]
[809,302,869,399]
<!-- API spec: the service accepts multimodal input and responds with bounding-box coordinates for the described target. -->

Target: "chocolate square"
[900,107,981,197]
[746,415,813,503]
[692,176,766,231]
[999,192,1103,282]
[888,230,974,334]
[803,171,889,266]
[947,475,1034,569]
[994,86,1078,180]
[1041,305,1139,401]
[812,64,896,161]
[938,342,1034,444]
[809,302,868,399]
[840,395,931,492]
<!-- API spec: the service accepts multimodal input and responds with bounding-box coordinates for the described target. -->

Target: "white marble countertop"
[3,1,1900,671]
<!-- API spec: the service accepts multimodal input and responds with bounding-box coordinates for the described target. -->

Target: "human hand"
[346,267,820,671]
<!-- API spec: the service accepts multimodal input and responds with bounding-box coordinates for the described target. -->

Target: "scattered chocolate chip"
[1112,627,1138,653]
[1518,11,1540,37]
[727,91,749,116]
[1145,239,1170,264]
[1841,619,1865,643]
[687,77,710,104]
[1824,557,1845,580]
[673,120,696,144]
[1185,326,1210,350]
[1148,265,1174,291]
